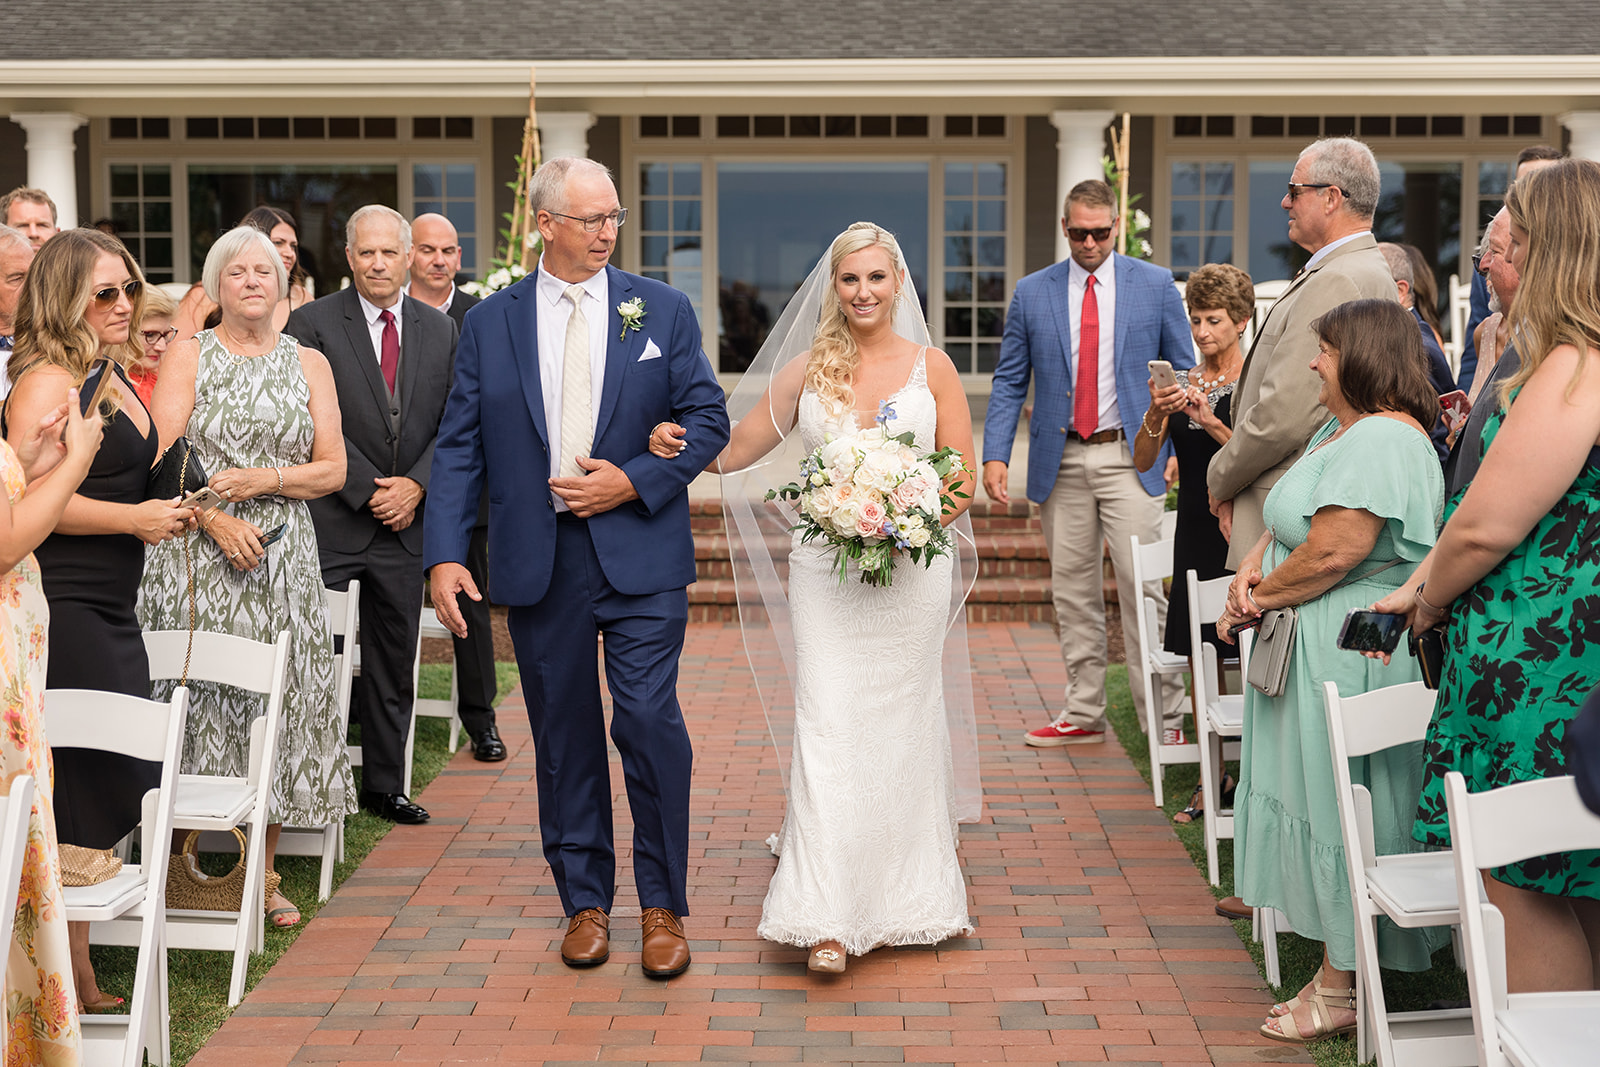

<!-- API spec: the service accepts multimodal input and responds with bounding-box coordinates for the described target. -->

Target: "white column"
[1049,110,1116,262]
[8,112,88,229]
[1561,111,1600,162]
[539,112,597,163]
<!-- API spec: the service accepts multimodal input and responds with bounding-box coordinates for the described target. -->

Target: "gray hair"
[345,205,411,252]
[528,157,615,218]
[1478,206,1508,258]
[1376,242,1412,287]
[0,224,27,256]
[1301,137,1381,219]
[202,225,287,305]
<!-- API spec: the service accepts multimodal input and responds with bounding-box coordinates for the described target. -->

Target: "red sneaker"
[1024,722,1105,747]
[1162,728,1187,746]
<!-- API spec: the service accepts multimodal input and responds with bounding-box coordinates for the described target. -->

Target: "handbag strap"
[1329,554,1407,593]
[179,445,197,685]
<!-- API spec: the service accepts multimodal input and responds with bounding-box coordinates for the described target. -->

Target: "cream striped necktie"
[558,284,592,479]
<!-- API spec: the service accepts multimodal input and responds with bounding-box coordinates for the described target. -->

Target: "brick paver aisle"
[192,622,1309,1066]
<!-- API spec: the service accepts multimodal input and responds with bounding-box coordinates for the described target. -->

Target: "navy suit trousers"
[506,515,693,917]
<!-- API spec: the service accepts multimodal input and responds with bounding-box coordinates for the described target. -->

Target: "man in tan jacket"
[1207,138,1399,569]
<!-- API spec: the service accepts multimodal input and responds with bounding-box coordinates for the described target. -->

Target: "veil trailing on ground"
[717,230,982,823]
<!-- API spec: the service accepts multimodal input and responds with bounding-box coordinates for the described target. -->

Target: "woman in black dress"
[1133,263,1252,821]
[6,228,193,1011]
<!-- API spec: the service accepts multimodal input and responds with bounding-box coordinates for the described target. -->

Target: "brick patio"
[189,622,1310,1066]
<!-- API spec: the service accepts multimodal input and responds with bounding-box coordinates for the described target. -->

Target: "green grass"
[87,660,520,1065]
[1103,664,1465,1067]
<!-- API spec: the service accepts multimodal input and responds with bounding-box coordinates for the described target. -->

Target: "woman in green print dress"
[1377,159,1600,995]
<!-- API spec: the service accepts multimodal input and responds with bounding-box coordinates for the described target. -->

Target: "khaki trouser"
[1039,437,1187,732]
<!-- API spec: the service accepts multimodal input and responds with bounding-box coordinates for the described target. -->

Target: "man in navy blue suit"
[983,179,1192,748]
[425,158,729,979]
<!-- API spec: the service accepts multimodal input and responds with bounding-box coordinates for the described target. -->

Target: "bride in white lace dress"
[650,223,977,973]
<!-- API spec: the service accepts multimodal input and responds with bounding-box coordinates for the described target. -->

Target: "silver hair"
[202,225,287,305]
[345,204,411,252]
[0,224,27,256]
[1300,137,1381,219]
[1376,242,1413,287]
[1478,206,1508,258]
[528,157,615,218]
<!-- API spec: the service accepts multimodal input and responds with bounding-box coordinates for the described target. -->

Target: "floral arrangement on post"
[1102,112,1153,260]
[463,69,544,298]
[767,401,970,587]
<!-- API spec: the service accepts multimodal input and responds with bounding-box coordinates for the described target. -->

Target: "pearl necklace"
[1191,364,1233,393]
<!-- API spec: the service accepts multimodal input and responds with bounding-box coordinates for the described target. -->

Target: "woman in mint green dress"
[1376,159,1600,996]
[1217,299,1446,1044]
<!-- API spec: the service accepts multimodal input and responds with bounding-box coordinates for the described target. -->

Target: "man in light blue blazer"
[425,159,729,979]
[983,179,1192,746]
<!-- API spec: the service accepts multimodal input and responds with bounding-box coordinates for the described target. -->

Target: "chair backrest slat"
[143,629,284,693]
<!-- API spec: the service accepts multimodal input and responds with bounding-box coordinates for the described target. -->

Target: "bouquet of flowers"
[767,401,969,586]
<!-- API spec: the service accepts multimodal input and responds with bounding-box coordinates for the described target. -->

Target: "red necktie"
[1073,275,1099,437]
[379,308,399,393]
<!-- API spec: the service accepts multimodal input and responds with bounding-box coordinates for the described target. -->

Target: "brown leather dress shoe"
[639,907,691,979]
[561,908,609,967]
[1216,895,1253,920]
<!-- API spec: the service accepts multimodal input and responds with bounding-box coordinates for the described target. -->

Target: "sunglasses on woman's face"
[90,280,142,308]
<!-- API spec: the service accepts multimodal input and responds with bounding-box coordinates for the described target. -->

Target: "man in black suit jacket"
[405,212,503,762]
[286,205,457,824]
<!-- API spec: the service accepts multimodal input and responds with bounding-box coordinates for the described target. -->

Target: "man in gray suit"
[286,205,458,824]
[1207,138,1399,569]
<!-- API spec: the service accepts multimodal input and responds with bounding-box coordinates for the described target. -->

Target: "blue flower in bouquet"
[876,399,897,428]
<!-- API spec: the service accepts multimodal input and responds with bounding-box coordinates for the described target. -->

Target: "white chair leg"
[318,824,337,902]
[402,711,417,799]
[1201,730,1222,886]
[447,665,462,754]
[1260,907,1281,987]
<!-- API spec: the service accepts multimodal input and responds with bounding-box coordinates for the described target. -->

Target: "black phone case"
[1411,628,1446,689]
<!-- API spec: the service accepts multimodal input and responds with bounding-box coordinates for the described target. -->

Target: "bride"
[649,222,979,973]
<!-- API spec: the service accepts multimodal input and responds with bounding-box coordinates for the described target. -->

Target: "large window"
[187,164,399,295]
[1247,160,1308,282]
[1372,161,1462,336]
[639,163,704,329]
[109,164,175,284]
[942,162,1008,372]
[1168,162,1234,278]
[715,162,930,373]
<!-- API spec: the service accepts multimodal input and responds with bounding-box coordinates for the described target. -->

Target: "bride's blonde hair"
[806,222,908,415]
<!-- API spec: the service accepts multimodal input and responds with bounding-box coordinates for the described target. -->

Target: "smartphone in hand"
[179,486,223,511]
[1148,360,1179,392]
[259,522,288,547]
[1439,390,1472,433]
[1335,609,1407,654]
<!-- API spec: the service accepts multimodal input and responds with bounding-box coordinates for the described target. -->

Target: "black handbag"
[146,436,208,500]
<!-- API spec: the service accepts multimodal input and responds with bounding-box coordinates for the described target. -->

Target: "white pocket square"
[638,339,663,361]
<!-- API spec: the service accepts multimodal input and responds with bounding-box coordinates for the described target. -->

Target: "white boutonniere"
[617,297,647,340]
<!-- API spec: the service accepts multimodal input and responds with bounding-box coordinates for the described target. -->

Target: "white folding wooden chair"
[52,686,188,1067]
[140,628,289,1006]
[1324,680,1473,1067]
[1445,773,1600,1067]
[411,605,464,776]
[1187,571,1246,887]
[1129,534,1196,806]
[277,582,360,901]
[0,774,35,955]
[332,584,434,797]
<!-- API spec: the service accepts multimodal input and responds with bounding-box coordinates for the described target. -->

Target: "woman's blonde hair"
[806,222,909,414]
[1502,158,1600,404]
[125,285,178,379]
[9,228,146,413]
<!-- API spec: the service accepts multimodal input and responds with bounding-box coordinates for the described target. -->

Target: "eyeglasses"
[1286,182,1347,200]
[90,280,142,308]
[141,326,178,346]
[1066,226,1113,242]
[547,208,628,234]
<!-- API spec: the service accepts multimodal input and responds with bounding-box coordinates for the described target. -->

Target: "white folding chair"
[1445,773,1600,1067]
[140,628,289,1006]
[278,582,360,900]
[332,584,432,798]
[0,775,36,955]
[404,605,464,797]
[1324,680,1473,1067]
[52,686,188,1067]
[1129,534,1196,806]
[1188,571,1246,887]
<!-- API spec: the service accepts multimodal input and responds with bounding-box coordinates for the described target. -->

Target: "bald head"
[409,212,462,308]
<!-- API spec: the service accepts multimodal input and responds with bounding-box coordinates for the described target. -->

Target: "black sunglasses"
[91,280,142,308]
[1066,226,1113,242]
[1286,182,1348,200]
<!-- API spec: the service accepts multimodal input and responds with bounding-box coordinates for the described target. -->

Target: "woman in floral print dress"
[0,381,104,1062]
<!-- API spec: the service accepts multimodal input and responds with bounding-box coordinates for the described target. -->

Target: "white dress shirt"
[1304,230,1370,272]
[402,282,454,315]
[1067,254,1120,432]
[535,258,609,507]
[356,290,404,374]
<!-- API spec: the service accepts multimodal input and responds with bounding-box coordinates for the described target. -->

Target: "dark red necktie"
[378,308,399,393]
[1073,274,1099,437]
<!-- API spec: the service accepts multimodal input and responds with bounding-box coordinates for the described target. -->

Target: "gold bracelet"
[1141,414,1162,440]
[275,467,284,494]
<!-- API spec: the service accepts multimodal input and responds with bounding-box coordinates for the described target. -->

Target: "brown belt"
[1071,428,1126,445]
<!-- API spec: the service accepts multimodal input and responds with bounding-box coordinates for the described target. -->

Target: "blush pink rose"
[890,481,921,509]
[858,499,886,526]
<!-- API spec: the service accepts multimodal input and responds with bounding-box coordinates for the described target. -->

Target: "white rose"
[486,268,511,290]
[820,437,856,471]
[807,488,834,518]
[833,497,862,531]
[907,526,931,548]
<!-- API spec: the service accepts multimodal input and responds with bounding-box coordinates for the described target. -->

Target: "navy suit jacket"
[984,253,1193,501]
[422,265,729,605]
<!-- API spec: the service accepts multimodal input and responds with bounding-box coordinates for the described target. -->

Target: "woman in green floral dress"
[139,226,354,928]
[1378,159,1600,994]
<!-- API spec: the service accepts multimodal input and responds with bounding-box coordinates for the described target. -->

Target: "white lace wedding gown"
[756,353,974,956]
